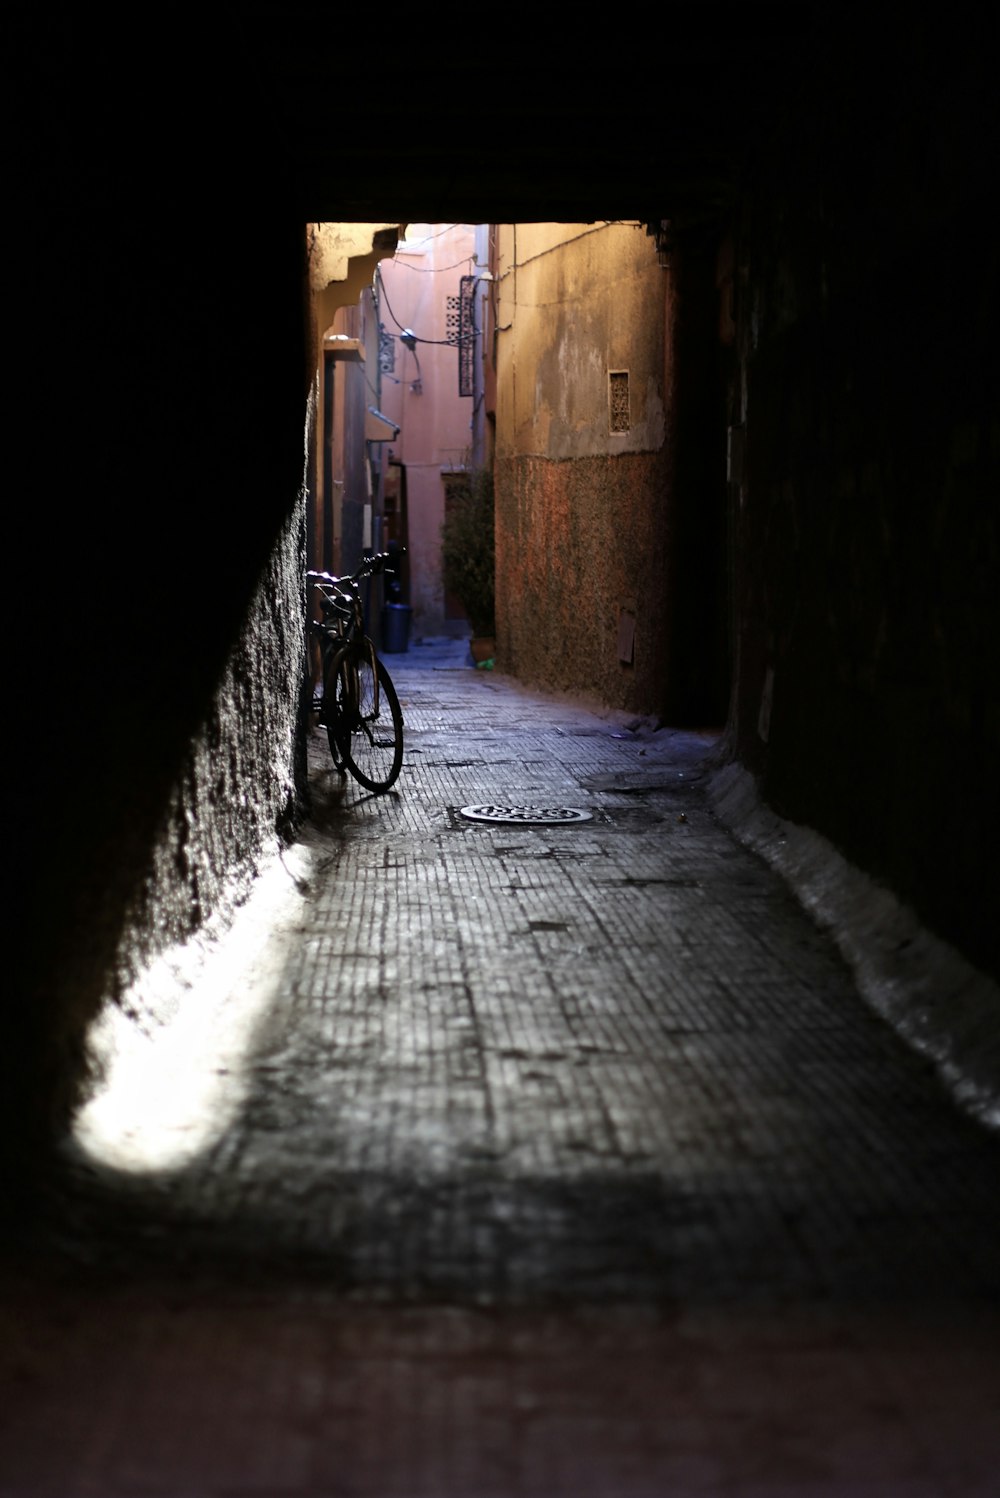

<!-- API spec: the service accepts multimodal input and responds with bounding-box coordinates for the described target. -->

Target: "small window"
[609,370,630,433]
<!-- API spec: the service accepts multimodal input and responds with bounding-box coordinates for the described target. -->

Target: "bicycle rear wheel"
[334,648,404,793]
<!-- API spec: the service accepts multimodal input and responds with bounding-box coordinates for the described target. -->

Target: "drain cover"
[459,803,593,825]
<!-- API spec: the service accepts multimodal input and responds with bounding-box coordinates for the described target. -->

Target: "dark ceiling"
[20,13,990,240]
[260,20,828,225]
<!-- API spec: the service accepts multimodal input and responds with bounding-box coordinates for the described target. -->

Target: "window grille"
[446,277,476,397]
[609,371,630,432]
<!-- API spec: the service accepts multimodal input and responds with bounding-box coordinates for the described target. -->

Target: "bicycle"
[307,552,405,794]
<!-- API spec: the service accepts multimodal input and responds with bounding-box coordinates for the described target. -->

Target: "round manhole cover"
[459,804,593,825]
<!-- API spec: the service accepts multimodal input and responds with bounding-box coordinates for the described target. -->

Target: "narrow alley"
[3,642,998,1498]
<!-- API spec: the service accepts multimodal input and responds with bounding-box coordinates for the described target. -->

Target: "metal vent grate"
[459,804,593,825]
[609,370,630,432]
[446,277,476,397]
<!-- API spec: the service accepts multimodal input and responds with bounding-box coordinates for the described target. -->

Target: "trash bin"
[381,603,412,653]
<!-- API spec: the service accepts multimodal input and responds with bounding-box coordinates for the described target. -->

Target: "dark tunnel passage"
[5,13,1000,1495]
[9,11,999,1167]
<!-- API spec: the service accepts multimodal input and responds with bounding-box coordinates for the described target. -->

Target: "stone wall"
[493,221,729,726]
[9,207,315,1177]
[496,450,671,714]
[729,31,1000,979]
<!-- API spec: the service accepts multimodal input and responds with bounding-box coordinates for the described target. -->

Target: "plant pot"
[470,637,495,665]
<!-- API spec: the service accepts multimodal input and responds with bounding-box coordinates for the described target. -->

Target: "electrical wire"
[503,221,642,273]
[389,256,478,274]
[375,264,482,348]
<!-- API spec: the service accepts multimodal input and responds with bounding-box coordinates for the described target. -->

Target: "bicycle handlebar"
[307,548,405,592]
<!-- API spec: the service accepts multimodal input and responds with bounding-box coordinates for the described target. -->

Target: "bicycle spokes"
[340,655,403,793]
[311,559,405,794]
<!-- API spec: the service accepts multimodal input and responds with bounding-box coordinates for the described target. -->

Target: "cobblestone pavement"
[3,640,999,1496]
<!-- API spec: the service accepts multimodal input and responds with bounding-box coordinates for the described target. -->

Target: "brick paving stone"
[3,638,999,1496]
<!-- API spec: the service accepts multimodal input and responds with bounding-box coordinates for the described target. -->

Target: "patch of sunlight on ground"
[72,841,314,1175]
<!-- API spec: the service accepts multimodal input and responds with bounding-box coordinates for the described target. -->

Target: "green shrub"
[441,466,495,636]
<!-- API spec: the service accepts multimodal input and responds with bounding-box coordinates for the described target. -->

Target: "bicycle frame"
[306,552,404,793]
[309,576,379,715]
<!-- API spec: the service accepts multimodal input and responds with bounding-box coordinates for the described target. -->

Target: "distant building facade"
[375,223,490,637]
[491,221,729,723]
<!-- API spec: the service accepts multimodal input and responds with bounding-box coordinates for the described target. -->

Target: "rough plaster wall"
[494,225,674,715]
[499,223,666,465]
[731,47,1000,980]
[496,451,670,713]
[525,319,667,461]
[308,223,399,295]
[8,186,316,1177]
[115,503,307,997]
[49,502,309,1131]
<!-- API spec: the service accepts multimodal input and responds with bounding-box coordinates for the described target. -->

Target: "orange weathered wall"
[497,450,671,713]
[493,222,676,714]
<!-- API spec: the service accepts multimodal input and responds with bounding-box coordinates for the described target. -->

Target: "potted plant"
[441,465,495,663]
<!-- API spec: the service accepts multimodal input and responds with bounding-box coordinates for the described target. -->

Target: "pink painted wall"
[376,224,480,636]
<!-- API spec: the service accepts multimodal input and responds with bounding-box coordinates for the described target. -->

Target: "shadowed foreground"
[4,641,999,1497]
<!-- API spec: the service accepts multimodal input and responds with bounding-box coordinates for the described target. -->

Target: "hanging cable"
[375,265,469,349]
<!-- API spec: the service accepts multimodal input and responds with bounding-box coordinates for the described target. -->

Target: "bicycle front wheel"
[335,649,404,793]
